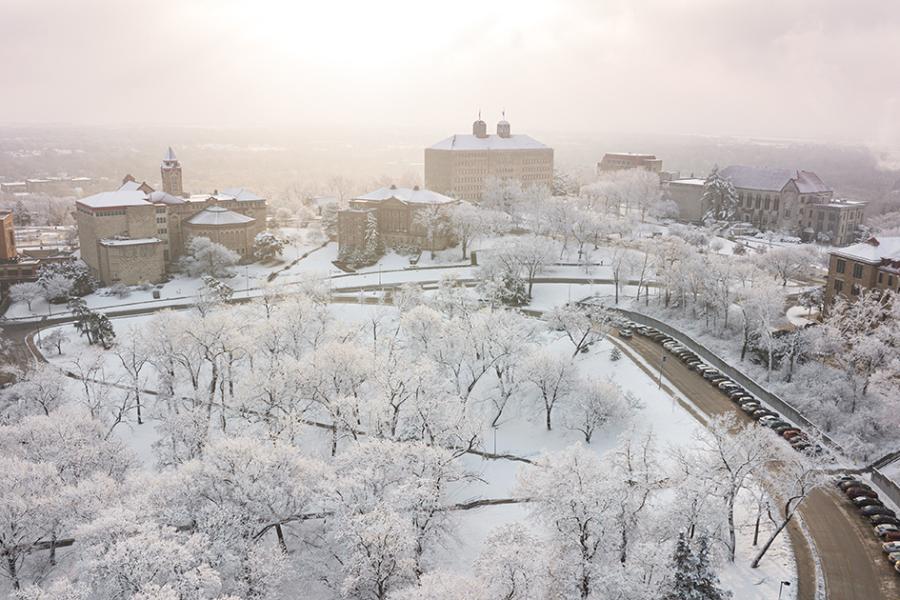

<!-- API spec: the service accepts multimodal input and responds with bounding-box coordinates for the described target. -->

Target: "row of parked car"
[619,321,827,456]
[834,475,900,575]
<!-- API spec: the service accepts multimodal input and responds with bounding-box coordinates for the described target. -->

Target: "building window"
[878,272,883,284]
[835,259,845,274]
[851,284,860,296]
[774,199,780,211]
[852,263,863,279]
[834,279,843,294]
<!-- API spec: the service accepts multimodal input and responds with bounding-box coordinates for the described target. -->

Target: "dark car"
[772,424,796,435]
[838,479,864,491]
[703,371,721,381]
[765,420,791,430]
[782,429,801,439]
[870,515,900,526]
[853,496,884,508]
[846,487,877,499]
[884,531,900,542]
[861,505,897,517]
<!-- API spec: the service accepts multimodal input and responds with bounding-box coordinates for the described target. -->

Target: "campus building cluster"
[75,148,267,285]
[825,236,900,304]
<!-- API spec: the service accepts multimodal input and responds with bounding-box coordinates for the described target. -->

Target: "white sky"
[2,0,899,142]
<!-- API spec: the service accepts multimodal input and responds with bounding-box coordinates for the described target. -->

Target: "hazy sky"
[2,0,899,143]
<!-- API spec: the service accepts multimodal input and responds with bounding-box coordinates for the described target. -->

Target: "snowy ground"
[35,295,798,599]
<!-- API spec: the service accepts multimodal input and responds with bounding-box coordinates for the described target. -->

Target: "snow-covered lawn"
[36,297,797,599]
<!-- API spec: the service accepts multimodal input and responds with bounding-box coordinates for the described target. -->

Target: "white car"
[884,541,900,553]
[875,524,899,536]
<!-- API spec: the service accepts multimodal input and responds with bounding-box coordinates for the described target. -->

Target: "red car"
[845,487,878,499]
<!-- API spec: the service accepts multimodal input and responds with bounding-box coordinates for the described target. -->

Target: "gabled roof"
[148,190,185,205]
[78,190,151,209]
[720,165,831,194]
[353,186,455,206]
[164,147,177,162]
[831,237,900,264]
[429,133,549,151]
[186,205,255,226]
[219,187,264,202]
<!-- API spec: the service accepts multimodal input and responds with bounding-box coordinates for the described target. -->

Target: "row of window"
[834,259,865,278]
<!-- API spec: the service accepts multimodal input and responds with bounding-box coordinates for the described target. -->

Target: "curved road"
[613,331,898,600]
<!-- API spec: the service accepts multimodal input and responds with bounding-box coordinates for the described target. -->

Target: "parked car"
[862,505,897,518]
[618,328,633,339]
[854,496,884,508]
[846,487,878,499]
[876,523,899,535]
[740,403,761,414]
[888,552,900,565]
[884,541,900,554]
[772,424,796,435]
[781,429,801,439]
[718,381,738,390]
[726,389,745,400]
[735,396,757,405]
[765,420,791,429]
[884,531,900,542]
[894,561,900,575]
[752,409,778,419]
[694,363,710,373]
[758,416,780,426]
[702,371,721,380]
[710,376,729,385]
[870,515,900,526]
[838,479,864,491]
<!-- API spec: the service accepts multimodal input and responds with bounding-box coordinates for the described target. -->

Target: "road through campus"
[609,331,899,600]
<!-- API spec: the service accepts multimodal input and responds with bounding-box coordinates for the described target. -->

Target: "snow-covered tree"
[565,377,637,443]
[5,362,68,417]
[252,231,285,261]
[37,260,97,298]
[474,523,546,600]
[545,304,611,357]
[516,445,616,599]
[9,282,43,310]
[180,237,240,278]
[522,349,576,430]
[660,533,731,600]
[701,166,739,221]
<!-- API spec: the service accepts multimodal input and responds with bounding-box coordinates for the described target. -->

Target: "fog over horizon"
[3,0,899,145]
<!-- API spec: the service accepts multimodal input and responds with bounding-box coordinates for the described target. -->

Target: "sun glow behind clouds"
[204,0,557,70]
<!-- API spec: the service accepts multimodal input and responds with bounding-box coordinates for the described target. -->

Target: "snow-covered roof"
[78,190,151,209]
[118,180,144,192]
[353,186,455,206]
[219,187,264,202]
[163,147,177,162]
[831,237,900,264]
[99,237,161,247]
[720,165,830,194]
[148,190,185,205]
[668,178,706,186]
[186,205,255,226]
[429,133,549,151]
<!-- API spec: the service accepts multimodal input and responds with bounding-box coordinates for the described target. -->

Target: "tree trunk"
[751,515,793,568]
[6,552,19,590]
[275,523,288,553]
[545,405,552,431]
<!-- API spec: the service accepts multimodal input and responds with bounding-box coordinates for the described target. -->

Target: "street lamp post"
[778,580,791,600]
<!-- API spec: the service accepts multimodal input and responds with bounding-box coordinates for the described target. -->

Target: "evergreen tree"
[702,166,739,222]
[253,231,286,261]
[363,211,383,260]
[661,533,730,600]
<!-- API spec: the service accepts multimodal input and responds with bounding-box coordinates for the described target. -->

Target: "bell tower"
[160,146,183,197]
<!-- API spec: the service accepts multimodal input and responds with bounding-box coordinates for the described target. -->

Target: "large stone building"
[597,153,663,174]
[667,166,866,245]
[825,236,900,304]
[76,149,266,285]
[337,185,456,260]
[424,115,553,201]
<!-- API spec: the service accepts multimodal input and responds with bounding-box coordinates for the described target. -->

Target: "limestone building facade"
[825,236,900,304]
[337,185,457,259]
[424,116,553,201]
[76,149,267,285]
